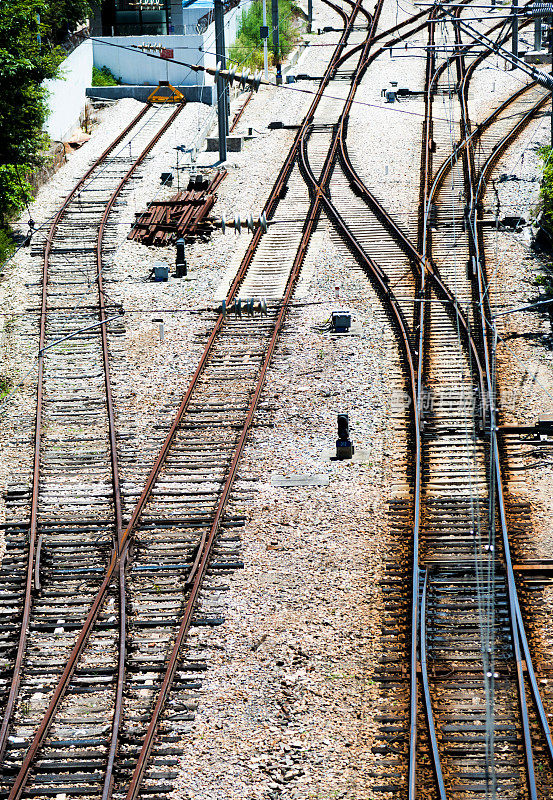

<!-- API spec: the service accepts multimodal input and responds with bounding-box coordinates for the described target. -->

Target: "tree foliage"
[0,0,91,229]
[229,0,299,71]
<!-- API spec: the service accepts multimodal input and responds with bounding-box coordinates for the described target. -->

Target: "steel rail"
[304,8,549,799]
[4,101,185,800]
[4,1,372,796]
[303,7,504,794]
[338,132,488,423]
[295,8,440,791]
[417,12,538,430]
[298,140,417,391]
[420,569,447,799]
[410,13,436,797]
[474,88,553,772]
[229,91,253,132]
[417,22,549,798]
[96,100,186,800]
[333,6,429,70]
[335,0,522,431]
[328,13,544,797]
[457,33,540,798]
[298,18,446,791]
[124,4,385,796]
[0,102,151,763]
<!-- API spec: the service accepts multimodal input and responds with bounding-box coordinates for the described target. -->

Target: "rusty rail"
[0,102,151,762]
[4,0,374,796]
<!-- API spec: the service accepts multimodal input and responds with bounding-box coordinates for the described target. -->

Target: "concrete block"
[206,136,243,152]
[524,50,552,65]
[322,448,372,463]
[270,473,329,487]
[86,85,215,104]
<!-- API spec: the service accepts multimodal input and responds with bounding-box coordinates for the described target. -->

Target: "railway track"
[289,0,553,795]
[0,100,190,797]
[2,0,553,797]
[332,6,553,798]
[0,0,397,798]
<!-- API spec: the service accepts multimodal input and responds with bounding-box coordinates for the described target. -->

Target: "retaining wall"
[43,39,93,141]
[86,85,215,103]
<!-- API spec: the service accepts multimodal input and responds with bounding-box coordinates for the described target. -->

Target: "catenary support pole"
[535,16,542,50]
[262,0,269,78]
[512,0,518,65]
[272,0,282,84]
[308,0,313,32]
[214,0,227,162]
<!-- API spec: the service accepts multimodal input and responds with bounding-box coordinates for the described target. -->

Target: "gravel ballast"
[2,0,553,798]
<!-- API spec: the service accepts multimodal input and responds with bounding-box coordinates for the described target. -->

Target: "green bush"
[229,0,300,71]
[0,165,33,225]
[0,374,12,400]
[539,146,553,233]
[92,65,121,86]
[0,227,15,267]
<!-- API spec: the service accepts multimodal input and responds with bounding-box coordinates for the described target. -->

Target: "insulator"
[528,3,553,15]
[258,212,267,232]
[247,298,255,315]
[236,298,243,317]
[247,213,254,232]
[535,70,553,91]
[215,61,222,82]
[228,65,236,85]
[240,68,249,89]
[220,299,227,317]
[260,298,267,315]
[252,70,262,92]
[234,214,241,234]
[221,212,226,234]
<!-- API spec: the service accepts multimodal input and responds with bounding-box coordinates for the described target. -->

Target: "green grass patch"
[92,65,121,86]
[0,375,12,400]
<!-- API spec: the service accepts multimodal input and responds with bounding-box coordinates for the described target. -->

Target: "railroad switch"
[336,413,354,460]
[330,308,352,333]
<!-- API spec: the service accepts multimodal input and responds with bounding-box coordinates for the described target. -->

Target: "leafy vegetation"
[0,374,12,401]
[92,65,120,86]
[229,0,301,71]
[0,228,15,265]
[0,0,91,261]
[538,146,553,234]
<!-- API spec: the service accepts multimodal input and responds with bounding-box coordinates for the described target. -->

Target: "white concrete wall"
[44,39,93,141]
[93,35,205,86]
[92,2,253,89]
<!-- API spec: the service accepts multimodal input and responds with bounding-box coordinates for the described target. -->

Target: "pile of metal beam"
[128,171,226,245]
